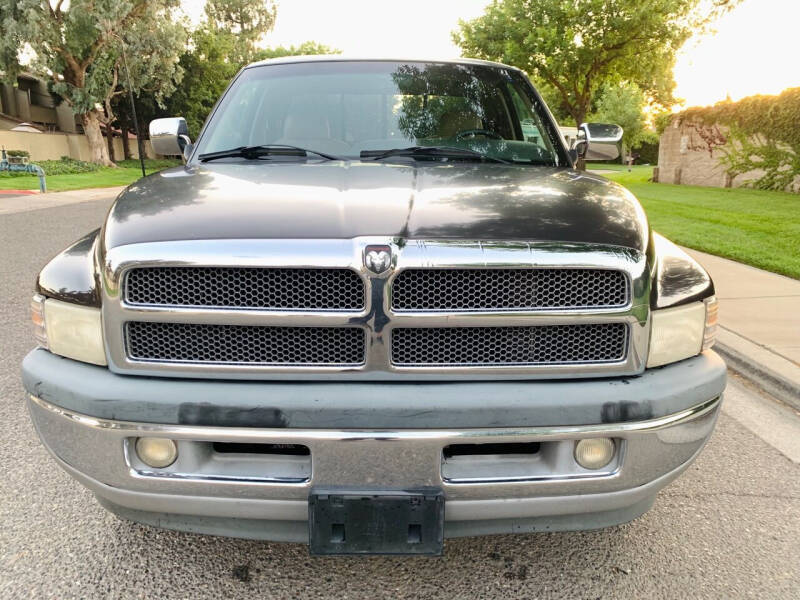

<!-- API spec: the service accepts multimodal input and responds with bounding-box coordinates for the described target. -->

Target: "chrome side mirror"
[149,117,192,159]
[571,129,588,160]
[578,122,623,161]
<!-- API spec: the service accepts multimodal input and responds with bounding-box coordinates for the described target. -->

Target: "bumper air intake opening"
[442,439,620,484]
[212,442,310,456]
[443,442,541,458]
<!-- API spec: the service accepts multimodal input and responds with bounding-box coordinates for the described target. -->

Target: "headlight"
[651,234,713,309]
[31,295,107,365]
[648,296,718,367]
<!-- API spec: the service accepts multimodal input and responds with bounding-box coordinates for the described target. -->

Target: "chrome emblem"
[364,245,392,274]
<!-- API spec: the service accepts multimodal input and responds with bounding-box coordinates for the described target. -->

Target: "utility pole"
[117,37,146,178]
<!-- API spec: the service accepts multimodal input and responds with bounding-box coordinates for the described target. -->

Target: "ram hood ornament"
[364,245,392,274]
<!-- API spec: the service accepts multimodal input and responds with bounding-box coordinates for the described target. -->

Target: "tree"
[590,82,648,151]
[205,0,277,64]
[253,41,340,62]
[167,34,339,137]
[165,26,239,137]
[454,0,740,126]
[0,2,23,80]
[0,0,187,166]
[111,91,166,160]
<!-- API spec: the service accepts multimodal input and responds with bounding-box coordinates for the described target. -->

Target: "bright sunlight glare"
[181,0,800,109]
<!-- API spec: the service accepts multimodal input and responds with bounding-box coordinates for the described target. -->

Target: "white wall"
[0,130,155,162]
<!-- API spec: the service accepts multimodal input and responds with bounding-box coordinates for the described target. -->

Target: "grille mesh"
[126,322,366,366]
[391,323,627,366]
[126,267,364,311]
[391,269,628,311]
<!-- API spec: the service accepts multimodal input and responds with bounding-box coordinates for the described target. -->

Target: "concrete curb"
[715,327,800,411]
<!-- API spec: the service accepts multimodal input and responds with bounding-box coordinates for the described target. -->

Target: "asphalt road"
[1,197,799,599]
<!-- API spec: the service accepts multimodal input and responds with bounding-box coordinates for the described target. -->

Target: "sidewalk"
[0,186,124,215]
[685,248,800,407]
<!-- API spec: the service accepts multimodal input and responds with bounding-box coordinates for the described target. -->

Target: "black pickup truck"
[23,57,724,555]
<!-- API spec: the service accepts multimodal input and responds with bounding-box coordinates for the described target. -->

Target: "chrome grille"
[391,269,628,311]
[126,267,365,311]
[104,239,648,379]
[391,323,628,366]
[126,322,366,366]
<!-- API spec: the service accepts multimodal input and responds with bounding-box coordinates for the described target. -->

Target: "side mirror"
[578,122,623,161]
[570,129,588,161]
[149,117,192,160]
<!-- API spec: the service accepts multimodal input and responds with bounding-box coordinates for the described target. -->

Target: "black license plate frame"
[308,488,444,556]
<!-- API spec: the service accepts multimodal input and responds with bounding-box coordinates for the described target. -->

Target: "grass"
[0,159,180,193]
[600,165,800,279]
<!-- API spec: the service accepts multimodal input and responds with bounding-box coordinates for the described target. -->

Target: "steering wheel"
[455,129,503,141]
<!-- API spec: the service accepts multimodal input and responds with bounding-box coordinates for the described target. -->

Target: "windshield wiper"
[360,146,511,164]
[198,144,343,162]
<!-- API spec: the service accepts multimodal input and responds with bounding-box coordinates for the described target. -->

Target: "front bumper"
[23,348,726,541]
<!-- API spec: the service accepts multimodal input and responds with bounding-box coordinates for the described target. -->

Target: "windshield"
[194,60,566,166]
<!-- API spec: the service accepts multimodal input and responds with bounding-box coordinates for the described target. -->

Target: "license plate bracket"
[309,488,444,555]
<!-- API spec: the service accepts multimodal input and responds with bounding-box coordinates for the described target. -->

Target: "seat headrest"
[438,110,483,138]
[282,97,330,140]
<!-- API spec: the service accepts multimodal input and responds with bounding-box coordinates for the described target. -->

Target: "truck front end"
[23,58,725,555]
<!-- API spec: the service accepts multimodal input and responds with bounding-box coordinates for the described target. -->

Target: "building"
[0,72,152,161]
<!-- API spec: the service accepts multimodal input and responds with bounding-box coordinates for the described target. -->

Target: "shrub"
[675,87,800,191]
[116,158,182,170]
[0,156,101,176]
[5,149,31,158]
[37,157,103,175]
[631,132,660,164]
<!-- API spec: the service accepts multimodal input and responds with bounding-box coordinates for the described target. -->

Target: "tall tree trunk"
[106,125,116,163]
[120,123,132,160]
[82,110,115,167]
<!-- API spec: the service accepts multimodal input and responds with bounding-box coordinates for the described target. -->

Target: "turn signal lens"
[31,294,48,348]
[703,296,719,351]
[135,437,178,468]
[574,438,615,470]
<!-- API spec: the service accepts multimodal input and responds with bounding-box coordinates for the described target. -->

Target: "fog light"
[135,437,178,468]
[574,438,615,470]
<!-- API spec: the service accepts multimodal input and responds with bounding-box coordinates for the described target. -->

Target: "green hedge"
[0,157,180,178]
[632,139,659,165]
[673,87,800,191]
[678,87,800,149]
[116,158,181,170]
[0,156,100,177]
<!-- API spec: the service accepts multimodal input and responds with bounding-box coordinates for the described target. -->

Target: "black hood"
[103,162,648,251]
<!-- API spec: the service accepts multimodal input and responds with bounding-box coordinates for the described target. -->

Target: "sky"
[182,0,800,109]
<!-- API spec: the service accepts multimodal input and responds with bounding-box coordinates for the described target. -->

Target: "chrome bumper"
[28,392,722,539]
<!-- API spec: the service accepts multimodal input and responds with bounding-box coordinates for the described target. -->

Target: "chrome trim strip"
[101,238,651,380]
[132,468,309,485]
[29,394,719,440]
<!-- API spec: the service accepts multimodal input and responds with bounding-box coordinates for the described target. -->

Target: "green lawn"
[600,166,800,279]
[0,159,179,192]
